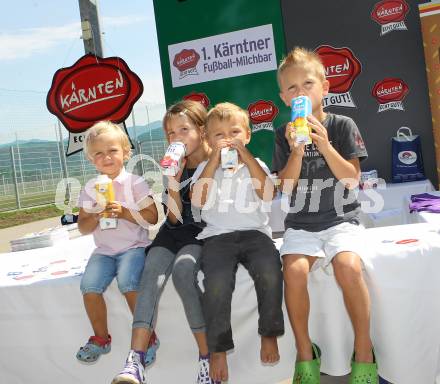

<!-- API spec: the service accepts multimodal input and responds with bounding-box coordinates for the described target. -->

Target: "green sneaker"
[349,349,378,384]
[292,343,321,384]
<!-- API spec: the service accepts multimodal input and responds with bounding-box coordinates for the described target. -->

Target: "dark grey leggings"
[132,244,205,333]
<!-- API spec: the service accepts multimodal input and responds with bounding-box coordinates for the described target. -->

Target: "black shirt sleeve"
[271,124,290,173]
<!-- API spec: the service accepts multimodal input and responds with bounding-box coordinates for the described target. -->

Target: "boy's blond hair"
[206,102,250,133]
[83,121,132,160]
[163,100,207,141]
[277,46,326,86]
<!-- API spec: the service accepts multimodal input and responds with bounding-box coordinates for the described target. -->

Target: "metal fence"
[0,133,168,213]
[0,87,168,213]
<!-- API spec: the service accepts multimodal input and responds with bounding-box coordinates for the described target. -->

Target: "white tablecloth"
[411,211,440,225]
[0,235,296,384]
[1,224,440,384]
[301,224,440,384]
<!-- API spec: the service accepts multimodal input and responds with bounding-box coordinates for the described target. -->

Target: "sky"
[0,0,166,144]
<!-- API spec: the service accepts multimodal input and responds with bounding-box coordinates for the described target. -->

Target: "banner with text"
[168,24,277,88]
[153,0,287,167]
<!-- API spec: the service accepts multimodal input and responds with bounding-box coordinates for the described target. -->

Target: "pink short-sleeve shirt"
[78,168,152,255]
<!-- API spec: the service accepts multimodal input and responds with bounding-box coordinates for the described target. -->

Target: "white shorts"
[279,222,365,274]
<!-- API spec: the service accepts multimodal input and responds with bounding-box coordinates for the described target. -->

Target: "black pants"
[201,230,284,352]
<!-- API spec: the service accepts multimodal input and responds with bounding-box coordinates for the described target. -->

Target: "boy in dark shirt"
[273,47,377,384]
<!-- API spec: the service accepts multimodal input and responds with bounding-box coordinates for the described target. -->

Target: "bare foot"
[210,352,228,382]
[260,336,280,364]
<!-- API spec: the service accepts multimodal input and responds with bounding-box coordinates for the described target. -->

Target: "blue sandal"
[144,331,160,366]
[76,335,111,363]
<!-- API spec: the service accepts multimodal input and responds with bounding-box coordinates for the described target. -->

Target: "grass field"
[0,191,58,212]
[0,170,164,228]
[0,204,65,229]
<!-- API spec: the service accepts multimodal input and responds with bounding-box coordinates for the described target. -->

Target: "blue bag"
[391,127,425,183]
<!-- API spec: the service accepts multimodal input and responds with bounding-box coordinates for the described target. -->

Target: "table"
[268,179,435,231]
[301,224,440,384]
[0,235,296,384]
[1,224,440,384]
[358,179,435,227]
[411,210,440,225]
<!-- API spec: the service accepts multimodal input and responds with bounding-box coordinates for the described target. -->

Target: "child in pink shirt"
[76,121,158,363]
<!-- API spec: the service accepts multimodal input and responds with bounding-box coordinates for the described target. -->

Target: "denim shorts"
[80,247,146,294]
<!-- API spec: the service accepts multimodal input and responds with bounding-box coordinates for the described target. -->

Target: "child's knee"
[80,280,108,295]
[283,258,309,285]
[256,270,283,291]
[204,275,233,300]
[172,259,195,288]
[333,255,363,285]
[118,280,140,294]
[82,291,104,301]
[117,272,141,293]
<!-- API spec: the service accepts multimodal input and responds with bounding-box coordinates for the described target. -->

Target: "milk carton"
[161,142,186,176]
[221,147,238,170]
[95,174,117,229]
[291,95,312,145]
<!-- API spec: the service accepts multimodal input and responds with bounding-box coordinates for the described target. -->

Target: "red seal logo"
[371,0,409,25]
[51,270,69,276]
[183,92,210,108]
[372,78,409,104]
[248,100,278,124]
[46,54,143,133]
[173,49,200,72]
[247,100,279,132]
[14,275,34,281]
[315,46,362,94]
[395,238,418,244]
